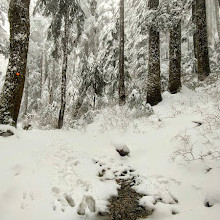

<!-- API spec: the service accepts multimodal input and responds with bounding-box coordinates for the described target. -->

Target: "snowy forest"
[0,0,220,219]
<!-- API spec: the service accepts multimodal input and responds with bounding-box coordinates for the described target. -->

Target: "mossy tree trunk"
[192,0,198,73]
[0,0,30,126]
[168,21,182,94]
[195,0,211,81]
[119,0,126,106]
[146,0,162,106]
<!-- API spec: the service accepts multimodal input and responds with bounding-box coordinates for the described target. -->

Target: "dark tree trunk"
[0,0,30,126]
[168,21,182,94]
[195,0,211,81]
[58,15,68,129]
[192,0,198,73]
[118,0,126,106]
[146,0,162,106]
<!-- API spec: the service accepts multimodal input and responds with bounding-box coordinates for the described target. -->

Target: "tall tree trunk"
[215,0,220,40]
[195,0,211,81]
[205,0,216,45]
[58,16,68,129]
[168,21,182,94]
[0,0,30,126]
[40,51,43,99]
[192,0,198,73]
[147,0,162,106]
[118,0,126,106]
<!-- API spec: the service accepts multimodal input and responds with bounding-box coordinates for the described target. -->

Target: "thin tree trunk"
[147,0,162,106]
[195,0,211,81]
[49,76,53,105]
[58,15,68,129]
[0,0,30,126]
[40,51,43,99]
[168,21,182,94]
[118,0,126,106]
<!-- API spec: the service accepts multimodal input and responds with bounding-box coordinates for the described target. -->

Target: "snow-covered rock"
[0,124,16,137]
[114,143,130,157]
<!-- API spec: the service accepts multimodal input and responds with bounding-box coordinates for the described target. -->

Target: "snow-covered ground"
[0,82,220,220]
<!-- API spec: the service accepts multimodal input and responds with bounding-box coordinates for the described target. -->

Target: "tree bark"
[58,14,68,129]
[205,0,215,45]
[214,0,220,40]
[23,69,29,117]
[168,21,182,94]
[0,0,30,126]
[119,0,126,106]
[192,0,198,71]
[147,0,162,106]
[195,0,211,81]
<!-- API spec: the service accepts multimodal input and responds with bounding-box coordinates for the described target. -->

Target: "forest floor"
[0,80,220,220]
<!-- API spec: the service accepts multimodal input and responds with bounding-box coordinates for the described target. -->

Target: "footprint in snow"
[51,187,75,212]
[21,191,34,209]
[77,195,96,215]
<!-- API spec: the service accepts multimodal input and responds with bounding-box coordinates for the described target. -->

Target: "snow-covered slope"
[0,82,220,220]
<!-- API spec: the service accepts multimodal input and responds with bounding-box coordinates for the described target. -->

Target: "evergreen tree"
[192,0,198,72]
[168,1,183,94]
[0,0,30,126]
[147,0,162,106]
[119,0,126,106]
[35,0,85,129]
[195,0,210,81]
[169,21,182,94]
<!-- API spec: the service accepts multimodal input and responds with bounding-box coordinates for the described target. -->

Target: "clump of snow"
[139,196,156,211]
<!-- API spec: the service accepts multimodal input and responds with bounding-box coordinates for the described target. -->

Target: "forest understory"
[0,74,220,220]
[0,0,220,219]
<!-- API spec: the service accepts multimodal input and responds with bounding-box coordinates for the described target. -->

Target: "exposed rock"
[0,125,16,137]
[115,143,130,157]
[204,194,220,208]
[109,179,153,220]
[0,129,14,137]
[23,124,32,130]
